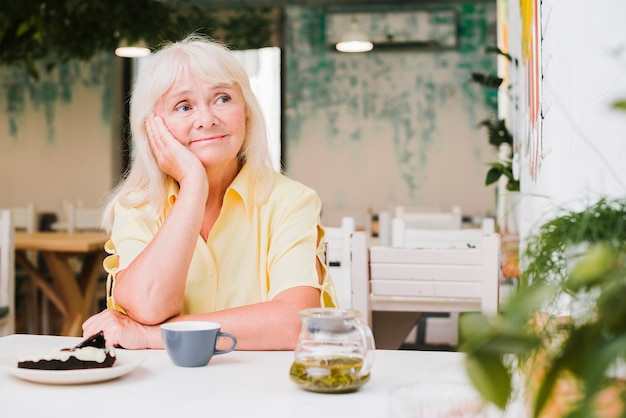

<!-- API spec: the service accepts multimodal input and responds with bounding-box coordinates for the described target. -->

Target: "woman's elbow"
[128,306,179,325]
[114,290,182,325]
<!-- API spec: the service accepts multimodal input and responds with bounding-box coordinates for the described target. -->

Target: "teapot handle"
[356,320,376,377]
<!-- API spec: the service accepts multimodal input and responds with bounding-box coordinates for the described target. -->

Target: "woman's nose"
[195,104,218,128]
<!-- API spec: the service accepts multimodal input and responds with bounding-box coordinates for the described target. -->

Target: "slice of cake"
[18,331,117,370]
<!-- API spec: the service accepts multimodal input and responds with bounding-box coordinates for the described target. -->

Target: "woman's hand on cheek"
[145,114,204,184]
[82,309,153,349]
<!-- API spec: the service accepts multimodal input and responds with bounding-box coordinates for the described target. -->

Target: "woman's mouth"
[190,134,226,144]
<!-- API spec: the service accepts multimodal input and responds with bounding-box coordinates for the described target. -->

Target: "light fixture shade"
[115,39,151,58]
[336,18,373,53]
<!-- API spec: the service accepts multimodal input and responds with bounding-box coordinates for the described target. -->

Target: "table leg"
[39,251,104,337]
[77,253,104,316]
[65,313,85,337]
[40,252,84,337]
[15,251,68,317]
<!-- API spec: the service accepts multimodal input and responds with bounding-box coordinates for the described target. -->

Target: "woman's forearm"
[114,178,207,324]
[159,286,321,350]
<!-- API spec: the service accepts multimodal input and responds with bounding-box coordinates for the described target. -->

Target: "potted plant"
[470,46,521,194]
[459,197,626,417]
[480,117,520,192]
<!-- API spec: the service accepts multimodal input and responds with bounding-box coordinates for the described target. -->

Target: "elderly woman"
[82,35,336,350]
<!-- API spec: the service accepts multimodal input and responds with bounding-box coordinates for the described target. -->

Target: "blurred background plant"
[479,117,519,192]
[0,0,275,80]
[470,46,520,193]
[460,196,626,417]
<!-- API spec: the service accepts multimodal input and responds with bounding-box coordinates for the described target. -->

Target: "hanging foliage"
[0,0,276,80]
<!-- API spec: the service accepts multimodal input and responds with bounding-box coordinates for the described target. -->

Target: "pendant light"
[115,39,151,58]
[336,16,373,53]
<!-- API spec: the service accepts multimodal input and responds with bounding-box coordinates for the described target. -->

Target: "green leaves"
[613,100,626,111]
[0,1,275,80]
[478,118,514,148]
[465,353,511,410]
[460,198,626,416]
[485,162,511,186]
[471,72,503,89]
[567,242,620,291]
[459,312,541,411]
[479,118,520,192]
[484,162,520,191]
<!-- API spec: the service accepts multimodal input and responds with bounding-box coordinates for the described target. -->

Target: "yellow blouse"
[103,164,336,314]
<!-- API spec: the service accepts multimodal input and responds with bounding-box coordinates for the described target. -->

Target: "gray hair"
[102,34,274,231]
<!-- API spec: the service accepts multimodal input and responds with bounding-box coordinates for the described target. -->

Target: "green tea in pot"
[289,308,375,394]
[289,355,370,393]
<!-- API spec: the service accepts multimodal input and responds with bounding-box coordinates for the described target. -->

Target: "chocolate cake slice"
[18,331,116,370]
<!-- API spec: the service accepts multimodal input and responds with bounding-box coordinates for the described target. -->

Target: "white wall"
[0,55,122,218]
[506,0,626,238]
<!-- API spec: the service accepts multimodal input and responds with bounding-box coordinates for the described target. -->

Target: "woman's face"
[154,73,246,169]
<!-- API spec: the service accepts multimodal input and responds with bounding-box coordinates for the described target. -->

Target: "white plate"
[0,350,144,385]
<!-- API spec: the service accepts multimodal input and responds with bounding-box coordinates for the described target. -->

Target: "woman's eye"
[174,104,191,113]
[216,95,231,105]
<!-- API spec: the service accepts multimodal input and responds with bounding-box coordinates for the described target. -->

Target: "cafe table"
[0,334,525,418]
[14,231,109,336]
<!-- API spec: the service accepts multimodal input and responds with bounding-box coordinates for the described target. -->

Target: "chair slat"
[370,263,483,282]
[371,246,481,265]
[371,279,482,298]
[351,224,501,332]
[323,216,356,309]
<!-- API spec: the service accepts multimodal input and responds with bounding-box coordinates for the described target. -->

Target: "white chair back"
[323,216,356,309]
[377,211,392,246]
[68,204,102,233]
[53,201,103,233]
[5,203,37,232]
[1,204,39,333]
[350,229,501,329]
[395,205,462,230]
[392,216,495,249]
[0,210,16,336]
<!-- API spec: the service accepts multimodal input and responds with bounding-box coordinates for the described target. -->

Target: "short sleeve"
[103,202,160,311]
[265,185,337,307]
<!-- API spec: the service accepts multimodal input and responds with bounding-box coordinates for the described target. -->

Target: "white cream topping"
[19,346,116,364]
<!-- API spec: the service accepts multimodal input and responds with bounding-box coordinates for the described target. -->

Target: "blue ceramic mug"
[161,321,237,367]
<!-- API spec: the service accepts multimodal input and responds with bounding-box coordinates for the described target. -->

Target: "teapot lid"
[299,308,362,319]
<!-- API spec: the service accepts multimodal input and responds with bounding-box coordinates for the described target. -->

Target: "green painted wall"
[284,2,499,219]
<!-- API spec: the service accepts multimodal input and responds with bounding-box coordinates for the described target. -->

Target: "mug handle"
[214,331,237,355]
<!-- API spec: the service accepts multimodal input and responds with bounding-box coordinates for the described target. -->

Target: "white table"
[0,334,508,418]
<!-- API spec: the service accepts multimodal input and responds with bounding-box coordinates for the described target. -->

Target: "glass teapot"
[289,308,375,393]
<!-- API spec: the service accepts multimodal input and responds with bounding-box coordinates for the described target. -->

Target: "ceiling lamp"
[115,39,151,58]
[336,17,373,53]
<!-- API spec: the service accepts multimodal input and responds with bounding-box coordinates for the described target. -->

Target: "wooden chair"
[323,216,355,309]
[350,228,501,349]
[0,210,15,336]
